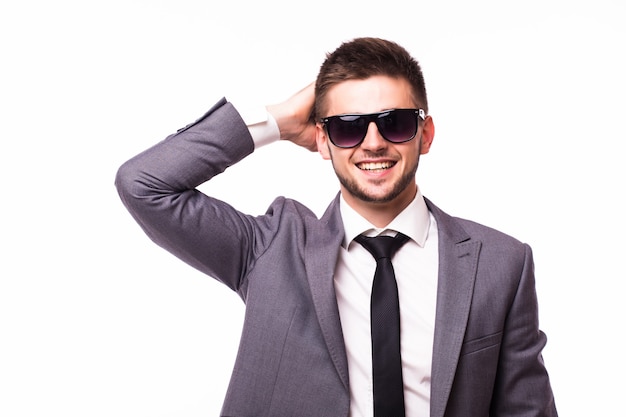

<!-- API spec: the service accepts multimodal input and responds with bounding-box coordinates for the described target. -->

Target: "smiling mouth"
[357,161,396,172]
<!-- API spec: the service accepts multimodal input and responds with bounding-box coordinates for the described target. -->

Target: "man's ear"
[419,115,435,155]
[316,123,332,160]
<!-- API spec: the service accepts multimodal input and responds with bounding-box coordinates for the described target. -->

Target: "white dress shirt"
[241,105,440,417]
[336,193,438,417]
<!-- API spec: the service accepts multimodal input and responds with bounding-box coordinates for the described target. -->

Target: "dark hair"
[314,37,428,120]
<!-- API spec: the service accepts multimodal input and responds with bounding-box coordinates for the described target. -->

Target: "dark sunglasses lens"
[328,115,367,148]
[377,110,418,143]
[326,110,419,148]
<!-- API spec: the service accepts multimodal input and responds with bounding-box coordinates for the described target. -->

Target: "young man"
[116,38,557,416]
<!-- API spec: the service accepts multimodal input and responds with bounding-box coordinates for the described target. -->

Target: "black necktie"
[355,232,410,417]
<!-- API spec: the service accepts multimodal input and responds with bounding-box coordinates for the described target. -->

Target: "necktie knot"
[355,232,410,261]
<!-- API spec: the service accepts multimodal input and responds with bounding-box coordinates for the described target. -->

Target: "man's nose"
[359,122,387,151]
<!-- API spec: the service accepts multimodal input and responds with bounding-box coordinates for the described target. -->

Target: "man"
[116,37,557,416]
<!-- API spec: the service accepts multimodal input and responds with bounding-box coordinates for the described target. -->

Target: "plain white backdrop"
[1,0,624,415]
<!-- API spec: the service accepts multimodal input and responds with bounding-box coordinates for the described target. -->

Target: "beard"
[332,157,420,204]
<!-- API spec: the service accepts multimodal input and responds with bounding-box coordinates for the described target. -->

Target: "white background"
[1,0,625,416]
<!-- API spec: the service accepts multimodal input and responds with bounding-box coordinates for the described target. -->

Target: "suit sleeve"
[115,98,276,294]
[491,244,558,416]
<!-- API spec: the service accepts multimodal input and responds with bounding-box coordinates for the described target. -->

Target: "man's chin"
[344,185,401,204]
[336,167,418,205]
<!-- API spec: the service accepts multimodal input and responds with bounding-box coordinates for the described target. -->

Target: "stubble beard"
[332,157,420,204]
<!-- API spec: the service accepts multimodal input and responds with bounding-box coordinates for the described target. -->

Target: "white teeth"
[358,161,395,171]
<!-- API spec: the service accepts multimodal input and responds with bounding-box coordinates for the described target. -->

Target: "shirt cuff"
[231,101,280,149]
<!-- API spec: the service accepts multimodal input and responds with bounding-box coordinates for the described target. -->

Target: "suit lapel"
[304,195,350,391]
[425,199,481,417]
[301,196,481,409]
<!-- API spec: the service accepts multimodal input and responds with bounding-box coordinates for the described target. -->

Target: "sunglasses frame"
[320,108,426,149]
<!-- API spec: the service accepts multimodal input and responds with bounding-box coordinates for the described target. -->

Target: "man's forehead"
[321,76,417,116]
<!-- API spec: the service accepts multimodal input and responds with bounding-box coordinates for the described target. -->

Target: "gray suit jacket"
[116,99,557,416]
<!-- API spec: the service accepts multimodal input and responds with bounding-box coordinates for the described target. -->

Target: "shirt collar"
[340,189,431,249]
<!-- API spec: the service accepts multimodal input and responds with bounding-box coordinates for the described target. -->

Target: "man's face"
[315,75,434,215]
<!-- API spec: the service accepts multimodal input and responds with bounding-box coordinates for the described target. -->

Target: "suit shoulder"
[425,198,528,251]
[446,216,533,280]
[264,196,319,220]
[454,217,525,247]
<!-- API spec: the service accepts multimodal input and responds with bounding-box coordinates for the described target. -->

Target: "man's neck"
[340,186,418,228]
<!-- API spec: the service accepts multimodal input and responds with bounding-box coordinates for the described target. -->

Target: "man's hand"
[266,83,318,152]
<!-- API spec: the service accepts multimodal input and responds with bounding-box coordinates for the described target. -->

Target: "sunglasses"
[320,108,426,148]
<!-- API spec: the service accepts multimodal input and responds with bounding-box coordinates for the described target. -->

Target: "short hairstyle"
[314,37,429,120]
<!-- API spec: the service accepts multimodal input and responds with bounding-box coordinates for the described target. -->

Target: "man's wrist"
[231,101,280,149]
